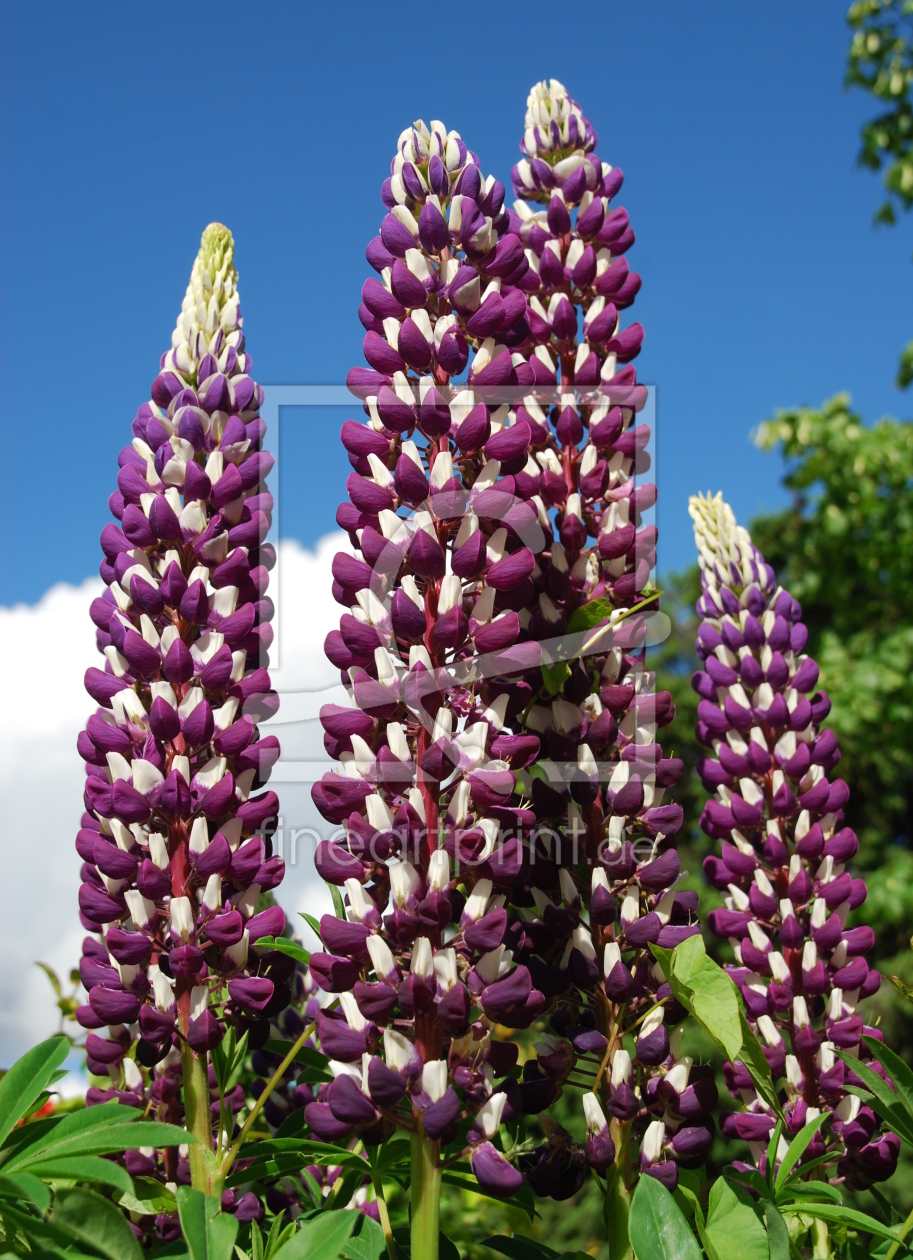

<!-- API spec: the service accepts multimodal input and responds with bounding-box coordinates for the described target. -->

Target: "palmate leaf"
[0,1037,69,1147]
[52,1187,144,1260]
[4,1120,194,1171]
[765,1119,784,1198]
[779,1182,844,1205]
[0,1101,141,1160]
[25,1154,134,1195]
[225,1153,311,1189]
[779,1201,902,1243]
[835,1050,913,1146]
[176,1186,239,1260]
[271,1209,357,1260]
[116,1175,177,1216]
[0,1170,51,1211]
[862,1034,913,1120]
[211,1027,249,1094]
[0,1199,85,1254]
[238,1137,365,1166]
[763,1202,791,1260]
[774,1113,830,1193]
[735,1010,783,1120]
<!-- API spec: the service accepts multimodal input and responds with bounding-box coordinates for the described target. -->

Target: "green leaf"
[0,1037,68,1147]
[541,662,571,694]
[765,1119,784,1198]
[26,1099,139,1143]
[736,1010,784,1120]
[299,913,323,941]
[0,1200,84,1253]
[330,886,347,920]
[775,1113,830,1193]
[53,1186,143,1260]
[862,1034,913,1119]
[272,1209,357,1260]
[211,1027,249,1095]
[653,937,782,1116]
[176,1186,240,1260]
[264,1214,290,1259]
[7,1120,195,1170]
[226,1153,313,1187]
[342,1214,386,1260]
[566,599,613,635]
[779,1201,901,1242]
[27,1154,134,1194]
[254,937,311,966]
[651,937,740,1058]
[764,1202,791,1260]
[704,1177,768,1260]
[628,1172,702,1260]
[779,1182,844,1205]
[835,1051,913,1145]
[116,1175,178,1216]
[0,1171,51,1210]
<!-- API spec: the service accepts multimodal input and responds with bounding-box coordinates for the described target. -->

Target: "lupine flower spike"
[310,82,704,1259]
[690,491,899,1189]
[76,223,284,1194]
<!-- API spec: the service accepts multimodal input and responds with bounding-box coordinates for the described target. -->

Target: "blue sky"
[2,0,911,603]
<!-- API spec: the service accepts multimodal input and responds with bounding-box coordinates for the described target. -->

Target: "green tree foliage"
[847,0,913,383]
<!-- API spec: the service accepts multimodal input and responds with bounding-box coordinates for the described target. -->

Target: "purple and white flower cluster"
[75,224,287,1118]
[307,81,708,1201]
[690,492,899,1190]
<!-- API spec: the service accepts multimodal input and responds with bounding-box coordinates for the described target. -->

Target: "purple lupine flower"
[76,225,285,1123]
[500,78,706,1194]
[690,492,898,1189]
[310,82,700,1208]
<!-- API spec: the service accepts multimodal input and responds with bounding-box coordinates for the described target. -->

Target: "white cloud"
[0,535,347,1064]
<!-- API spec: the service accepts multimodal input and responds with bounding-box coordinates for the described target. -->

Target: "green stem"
[885,1203,913,1260]
[604,1114,634,1260]
[604,1163,633,1260]
[410,1126,441,1260]
[220,1018,316,1178]
[368,1158,399,1260]
[181,1042,223,1197]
